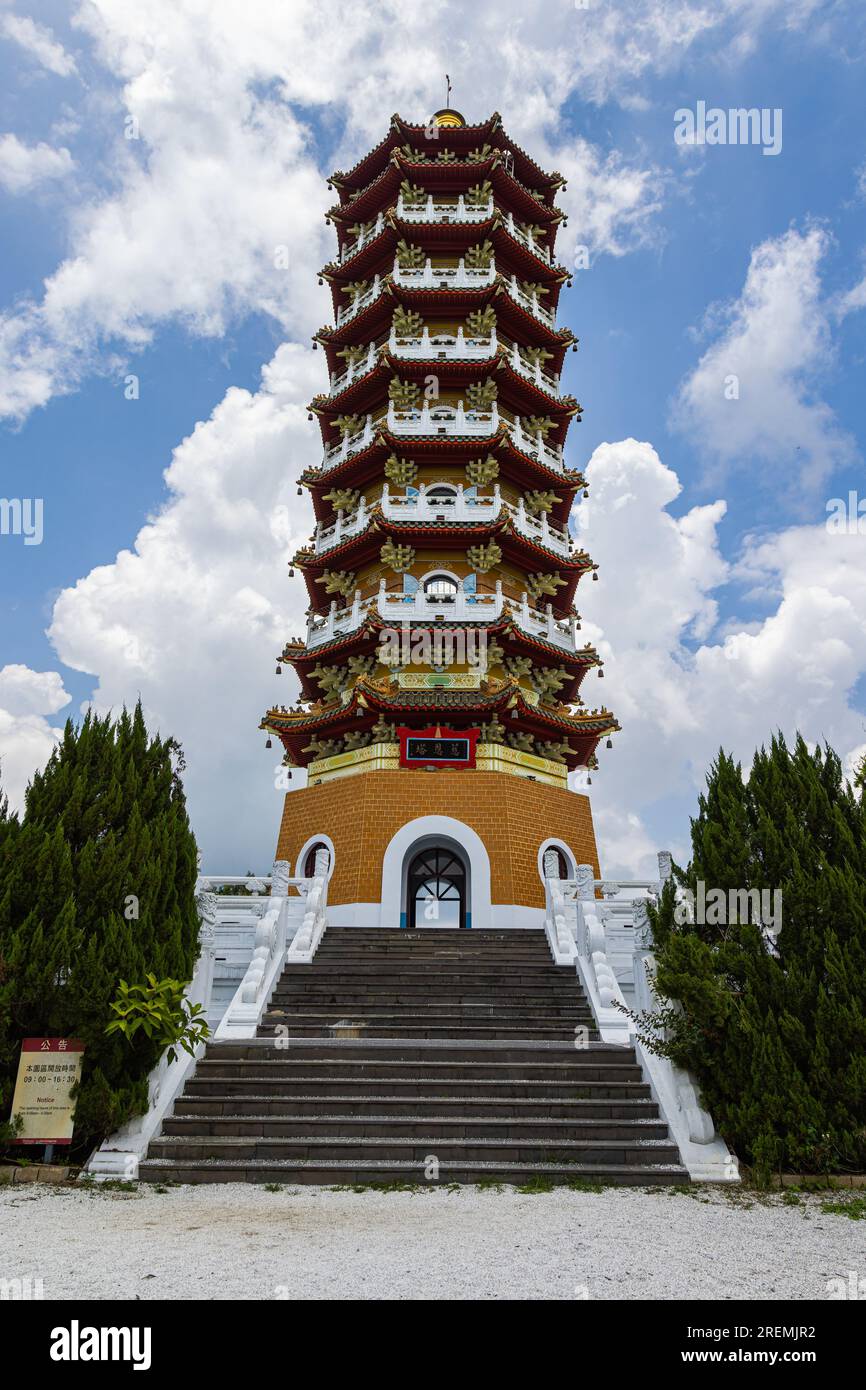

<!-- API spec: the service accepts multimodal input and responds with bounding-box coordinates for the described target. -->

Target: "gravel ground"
[1,1181,863,1300]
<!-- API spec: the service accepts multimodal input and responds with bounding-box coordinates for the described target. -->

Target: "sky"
[1,0,866,877]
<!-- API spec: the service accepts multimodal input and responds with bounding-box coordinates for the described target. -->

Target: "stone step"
[198,1047,641,1072]
[255,1023,597,1040]
[271,981,586,997]
[147,1133,682,1165]
[317,932,548,946]
[183,1074,652,1100]
[262,1003,596,1022]
[161,1114,670,1142]
[273,973,578,984]
[138,1157,688,1187]
[173,1093,661,1120]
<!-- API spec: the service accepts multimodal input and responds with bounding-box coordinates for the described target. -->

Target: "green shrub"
[0,703,200,1156]
[645,734,866,1185]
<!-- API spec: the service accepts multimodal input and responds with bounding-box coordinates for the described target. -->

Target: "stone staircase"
[139,927,688,1186]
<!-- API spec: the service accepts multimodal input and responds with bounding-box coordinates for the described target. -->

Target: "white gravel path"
[1,1182,863,1300]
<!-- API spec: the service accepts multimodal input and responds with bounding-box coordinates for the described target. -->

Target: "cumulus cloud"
[0,14,78,77]
[671,226,857,492]
[0,665,70,810]
[48,343,322,869]
[574,440,866,877]
[0,133,74,194]
[0,0,825,421]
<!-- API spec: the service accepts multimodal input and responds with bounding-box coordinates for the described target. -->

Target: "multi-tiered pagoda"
[261,109,618,930]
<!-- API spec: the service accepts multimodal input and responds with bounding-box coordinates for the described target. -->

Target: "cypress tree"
[0,703,199,1153]
[648,733,866,1181]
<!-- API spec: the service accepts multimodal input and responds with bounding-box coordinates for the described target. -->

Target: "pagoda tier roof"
[328,156,563,235]
[329,114,564,201]
[315,276,574,356]
[280,616,600,705]
[300,430,586,526]
[262,675,617,771]
[325,215,568,294]
[315,351,579,424]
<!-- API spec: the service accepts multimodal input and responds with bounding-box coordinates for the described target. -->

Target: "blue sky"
[1,1,866,874]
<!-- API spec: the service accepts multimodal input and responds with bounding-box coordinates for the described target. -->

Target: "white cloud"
[0,133,74,194]
[575,440,866,877]
[48,343,322,869]
[0,0,824,421]
[0,665,70,810]
[0,14,77,77]
[671,226,857,490]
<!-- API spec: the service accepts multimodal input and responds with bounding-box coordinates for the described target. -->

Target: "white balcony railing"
[505,273,555,327]
[506,340,560,397]
[392,257,496,291]
[507,416,564,471]
[305,583,582,653]
[501,211,553,266]
[328,340,379,396]
[322,414,376,468]
[387,398,499,437]
[338,211,386,266]
[336,273,382,326]
[388,325,497,361]
[377,577,504,625]
[320,408,564,474]
[380,483,571,556]
[396,193,493,224]
[513,595,581,651]
[382,482,501,525]
[313,496,373,552]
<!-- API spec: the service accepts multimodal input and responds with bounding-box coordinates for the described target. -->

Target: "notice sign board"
[10,1038,84,1145]
[398,726,480,770]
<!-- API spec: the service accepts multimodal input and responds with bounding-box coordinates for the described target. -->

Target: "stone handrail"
[84,879,223,1179]
[631,945,739,1182]
[215,860,327,1037]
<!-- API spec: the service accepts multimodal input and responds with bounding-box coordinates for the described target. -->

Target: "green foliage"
[0,704,200,1155]
[645,734,866,1184]
[106,974,209,1065]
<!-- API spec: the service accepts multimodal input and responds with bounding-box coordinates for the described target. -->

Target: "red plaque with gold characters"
[398,726,480,770]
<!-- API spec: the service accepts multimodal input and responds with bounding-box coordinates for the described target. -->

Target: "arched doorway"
[302,841,331,877]
[407,843,467,928]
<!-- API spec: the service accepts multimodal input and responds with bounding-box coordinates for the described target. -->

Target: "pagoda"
[261,109,619,930]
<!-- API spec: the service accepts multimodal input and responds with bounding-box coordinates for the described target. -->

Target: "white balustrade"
[336,273,382,326]
[328,341,378,396]
[381,481,500,524]
[306,590,374,648]
[377,577,504,625]
[314,497,371,552]
[386,398,499,438]
[506,273,555,327]
[513,595,580,651]
[375,484,570,557]
[322,414,375,469]
[338,211,385,265]
[506,339,560,397]
[396,193,493,224]
[507,415,564,470]
[392,256,496,291]
[388,326,497,361]
[502,210,553,265]
[503,497,571,555]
